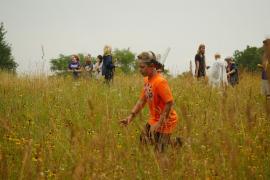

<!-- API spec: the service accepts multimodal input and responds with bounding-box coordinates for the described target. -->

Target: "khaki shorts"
[261,80,270,96]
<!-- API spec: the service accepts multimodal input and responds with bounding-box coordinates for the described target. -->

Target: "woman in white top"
[208,53,228,88]
[93,55,103,79]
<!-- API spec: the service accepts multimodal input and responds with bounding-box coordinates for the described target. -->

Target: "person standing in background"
[225,57,239,86]
[263,38,270,86]
[68,55,81,79]
[195,44,207,79]
[260,38,270,100]
[94,55,103,79]
[208,53,228,88]
[102,45,115,84]
[83,54,94,78]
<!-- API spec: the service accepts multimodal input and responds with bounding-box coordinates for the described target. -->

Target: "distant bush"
[233,46,263,71]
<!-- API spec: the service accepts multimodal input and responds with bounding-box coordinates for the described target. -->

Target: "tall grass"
[0,71,269,179]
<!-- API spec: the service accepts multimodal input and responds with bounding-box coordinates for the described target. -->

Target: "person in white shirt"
[93,55,103,79]
[208,53,228,88]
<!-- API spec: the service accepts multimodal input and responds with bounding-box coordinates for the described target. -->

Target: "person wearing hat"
[120,51,181,152]
[225,56,239,86]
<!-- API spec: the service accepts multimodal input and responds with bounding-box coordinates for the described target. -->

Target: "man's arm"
[150,101,173,132]
[262,54,269,71]
[227,69,235,75]
[160,101,173,123]
[120,98,146,126]
[195,61,199,77]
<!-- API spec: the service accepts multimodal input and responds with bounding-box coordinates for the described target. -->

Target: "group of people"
[66,39,270,153]
[120,38,270,153]
[67,45,115,83]
[194,39,270,101]
[194,44,239,88]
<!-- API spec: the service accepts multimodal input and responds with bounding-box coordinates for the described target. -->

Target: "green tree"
[233,46,263,71]
[0,22,17,71]
[113,48,136,73]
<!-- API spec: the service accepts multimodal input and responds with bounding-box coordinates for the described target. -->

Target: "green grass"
[0,71,269,179]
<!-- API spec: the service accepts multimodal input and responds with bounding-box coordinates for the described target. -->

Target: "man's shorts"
[140,123,171,152]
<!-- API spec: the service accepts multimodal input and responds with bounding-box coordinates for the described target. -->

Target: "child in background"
[225,57,239,86]
[83,55,94,78]
[93,55,103,79]
[68,55,81,79]
[120,51,181,152]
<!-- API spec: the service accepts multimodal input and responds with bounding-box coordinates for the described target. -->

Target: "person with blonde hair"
[102,45,115,83]
[208,53,228,88]
[120,51,181,152]
[195,44,207,78]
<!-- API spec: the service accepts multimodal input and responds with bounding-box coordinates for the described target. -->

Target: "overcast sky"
[0,0,269,75]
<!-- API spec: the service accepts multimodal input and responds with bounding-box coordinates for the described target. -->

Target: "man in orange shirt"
[120,51,180,152]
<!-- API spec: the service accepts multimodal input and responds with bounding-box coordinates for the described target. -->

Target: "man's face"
[138,61,153,77]
[200,46,205,54]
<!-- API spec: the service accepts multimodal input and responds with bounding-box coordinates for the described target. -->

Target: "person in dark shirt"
[195,44,206,78]
[225,57,239,86]
[68,55,81,79]
[102,45,115,83]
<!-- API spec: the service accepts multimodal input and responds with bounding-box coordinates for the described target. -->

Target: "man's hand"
[120,115,133,126]
[120,99,146,127]
[257,64,263,68]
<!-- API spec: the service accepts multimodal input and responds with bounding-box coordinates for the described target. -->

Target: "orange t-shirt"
[140,73,178,134]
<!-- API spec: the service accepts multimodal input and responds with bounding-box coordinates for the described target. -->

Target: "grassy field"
[0,71,270,179]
